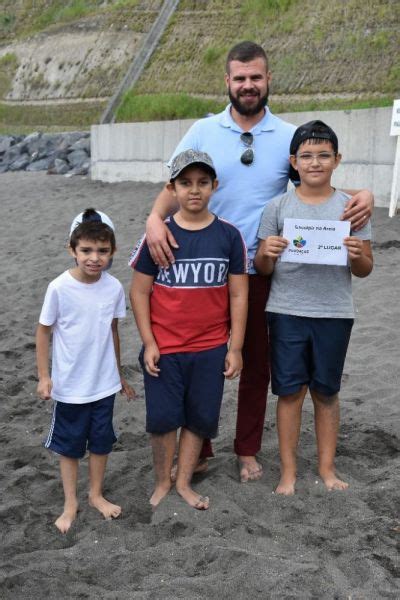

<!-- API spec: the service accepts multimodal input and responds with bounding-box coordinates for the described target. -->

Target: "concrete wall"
[91,107,396,207]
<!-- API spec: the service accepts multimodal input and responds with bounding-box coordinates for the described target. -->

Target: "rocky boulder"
[0,132,91,176]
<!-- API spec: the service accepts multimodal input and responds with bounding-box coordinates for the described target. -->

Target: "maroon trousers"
[200,274,270,458]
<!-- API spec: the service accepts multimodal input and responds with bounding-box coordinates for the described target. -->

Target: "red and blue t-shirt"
[129,215,247,354]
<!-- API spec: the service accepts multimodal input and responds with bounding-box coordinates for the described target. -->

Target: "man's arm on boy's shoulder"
[341,189,374,231]
[146,186,180,268]
[111,319,135,401]
[36,324,52,400]
[129,271,160,377]
[145,119,203,267]
[225,274,248,379]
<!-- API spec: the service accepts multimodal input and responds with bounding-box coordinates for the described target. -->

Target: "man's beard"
[228,87,269,116]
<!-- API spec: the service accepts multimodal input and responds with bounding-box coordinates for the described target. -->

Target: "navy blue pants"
[44,394,117,458]
[268,313,353,397]
[140,344,227,439]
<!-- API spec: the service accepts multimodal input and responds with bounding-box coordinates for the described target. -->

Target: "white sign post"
[389,99,400,217]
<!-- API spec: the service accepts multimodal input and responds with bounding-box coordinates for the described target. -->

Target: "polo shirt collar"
[219,104,276,134]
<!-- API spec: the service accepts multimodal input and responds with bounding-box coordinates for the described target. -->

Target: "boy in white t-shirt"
[36,208,135,533]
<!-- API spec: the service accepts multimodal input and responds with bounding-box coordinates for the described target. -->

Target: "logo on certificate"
[293,235,306,249]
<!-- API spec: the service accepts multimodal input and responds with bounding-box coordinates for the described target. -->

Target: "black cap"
[290,120,338,155]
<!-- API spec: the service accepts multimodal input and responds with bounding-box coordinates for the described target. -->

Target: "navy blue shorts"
[139,344,227,438]
[267,313,353,397]
[44,394,117,458]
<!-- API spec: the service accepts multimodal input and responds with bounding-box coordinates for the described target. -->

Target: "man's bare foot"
[320,470,349,491]
[275,474,296,496]
[89,494,122,519]
[150,482,172,508]
[176,486,209,510]
[55,500,78,534]
[238,456,263,483]
[170,458,208,483]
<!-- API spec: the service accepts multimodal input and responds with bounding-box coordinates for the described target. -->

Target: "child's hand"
[120,377,136,401]
[223,349,242,380]
[343,236,364,261]
[144,343,161,377]
[262,236,289,259]
[37,376,52,400]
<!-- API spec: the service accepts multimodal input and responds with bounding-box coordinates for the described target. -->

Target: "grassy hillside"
[0,0,399,131]
[135,0,399,97]
[0,0,161,40]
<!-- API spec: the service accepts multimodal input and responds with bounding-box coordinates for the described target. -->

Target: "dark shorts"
[140,344,227,438]
[44,394,117,459]
[267,313,353,397]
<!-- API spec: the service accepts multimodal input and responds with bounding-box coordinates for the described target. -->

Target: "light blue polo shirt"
[170,105,296,271]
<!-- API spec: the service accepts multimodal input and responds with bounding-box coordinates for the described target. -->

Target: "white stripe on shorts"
[44,401,57,448]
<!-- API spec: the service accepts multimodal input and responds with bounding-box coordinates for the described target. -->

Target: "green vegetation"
[0,0,398,128]
[240,0,296,17]
[113,0,141,8]
[1,0,100,39]
[0,91,394,136]
[35,0,99,30]
[136,0,399,98]
[386,65,400,92]
[115,93,226,122]
[370,31,390,50]
[0,0,147,41]
[0,12,16,31]
[0,54,18,67]
[33,0,142,30]
[112,91,394,122]
[203,47,227,66]
[80,63,129,99]
[0,101,105,135]
[0,53,19,98]
[238,0,298,37]
[270,95,394,115]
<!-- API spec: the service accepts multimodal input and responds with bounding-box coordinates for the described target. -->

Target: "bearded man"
[143,41,373,483]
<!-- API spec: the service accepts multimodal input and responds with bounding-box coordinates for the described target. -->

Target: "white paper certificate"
[281,218,351,266]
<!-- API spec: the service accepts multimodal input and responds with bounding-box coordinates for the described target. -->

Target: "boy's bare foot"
[177,486,209,510]
[238,456,263,483]
[150,482,172,508]
[320,470,349,491]
[89,494,122,519]
[170,458,208,483]
[55,500,78,534]
[275,474,296,496]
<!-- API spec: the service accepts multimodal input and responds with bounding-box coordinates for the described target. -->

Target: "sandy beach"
[0,171,399,599]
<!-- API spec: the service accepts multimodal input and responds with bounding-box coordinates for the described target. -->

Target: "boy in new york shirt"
[130,150,248,510]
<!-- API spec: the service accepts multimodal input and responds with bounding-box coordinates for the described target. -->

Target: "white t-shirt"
[39,270,126,403]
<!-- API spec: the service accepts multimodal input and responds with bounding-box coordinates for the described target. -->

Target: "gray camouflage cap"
[169,149,217,181]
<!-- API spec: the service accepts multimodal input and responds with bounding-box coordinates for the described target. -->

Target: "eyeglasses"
[240,132,254,165]
[296,152,336,164]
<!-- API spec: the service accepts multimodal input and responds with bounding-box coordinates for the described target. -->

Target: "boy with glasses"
[255,120,373,495]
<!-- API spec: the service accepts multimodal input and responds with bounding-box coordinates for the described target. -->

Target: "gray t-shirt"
[257,189,372,318]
